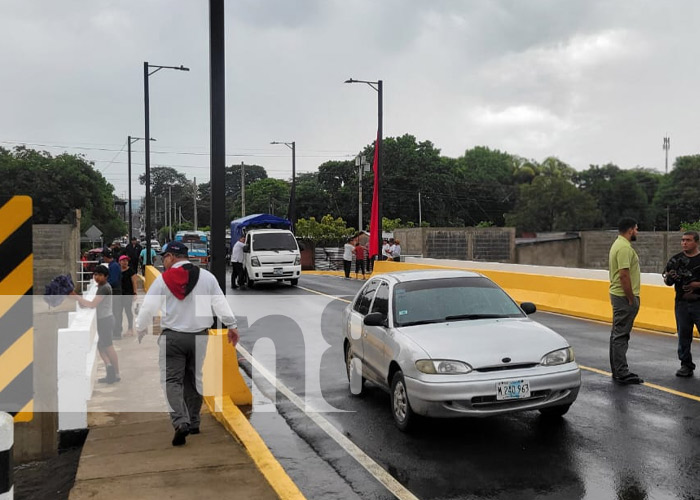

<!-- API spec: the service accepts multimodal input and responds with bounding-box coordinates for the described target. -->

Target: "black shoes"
[189,427,200,435]
[98,365,120,384]
[172,424,190,446]
[613,373,644,385]
[676,365,694,377]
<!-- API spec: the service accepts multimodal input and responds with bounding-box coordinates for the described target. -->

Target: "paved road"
[229,274,700,500]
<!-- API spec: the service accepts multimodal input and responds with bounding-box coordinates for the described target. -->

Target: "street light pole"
[345,78,383,259]
[270,141,296,228]
[143,61,189,266]
[127,136,155,241]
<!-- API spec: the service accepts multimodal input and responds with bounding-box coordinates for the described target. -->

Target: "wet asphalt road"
[229,274,700,500]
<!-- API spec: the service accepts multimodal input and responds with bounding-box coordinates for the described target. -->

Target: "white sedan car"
[343,270,581,431]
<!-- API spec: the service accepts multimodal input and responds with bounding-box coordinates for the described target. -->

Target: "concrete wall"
[516,238,582,268]
[393,227,515,263]
[33,211,81,293]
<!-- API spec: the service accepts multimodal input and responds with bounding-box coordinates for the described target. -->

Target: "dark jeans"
[231,262,244,288]
[343,259,352,278]
[159,329,208,430]
[355,258,365,276]
[119,294,134,329]
[609,294,640,378]
[675,300,700,369]
[112,289,123,338]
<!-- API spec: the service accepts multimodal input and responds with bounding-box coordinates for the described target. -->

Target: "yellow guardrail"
[372,260,685,335]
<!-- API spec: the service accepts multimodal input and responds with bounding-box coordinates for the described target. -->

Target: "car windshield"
[252,233,297,251]
[393,276,524,327]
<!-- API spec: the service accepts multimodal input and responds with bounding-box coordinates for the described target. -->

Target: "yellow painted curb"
[371,261,692,336]
[204,395,306,500]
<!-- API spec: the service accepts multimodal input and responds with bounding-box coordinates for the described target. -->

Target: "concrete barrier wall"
[373,258,684,335]
[57,286,98,431]
[393,227,515,262]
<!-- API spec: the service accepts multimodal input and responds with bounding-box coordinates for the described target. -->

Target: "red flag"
[369,132,380,258]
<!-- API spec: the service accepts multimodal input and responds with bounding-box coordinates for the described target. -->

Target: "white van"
[243,229,301,287]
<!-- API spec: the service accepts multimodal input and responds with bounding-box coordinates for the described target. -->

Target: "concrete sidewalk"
[69,327,279,499]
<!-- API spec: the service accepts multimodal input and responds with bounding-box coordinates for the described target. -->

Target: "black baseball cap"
[160,241,188,256]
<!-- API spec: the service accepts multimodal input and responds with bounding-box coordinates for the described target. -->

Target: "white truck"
[243,228,301,287]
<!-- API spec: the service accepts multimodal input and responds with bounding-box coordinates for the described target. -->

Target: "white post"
[0,412,13,499]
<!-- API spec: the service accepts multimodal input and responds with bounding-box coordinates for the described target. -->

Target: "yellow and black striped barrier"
[0,196,33,423]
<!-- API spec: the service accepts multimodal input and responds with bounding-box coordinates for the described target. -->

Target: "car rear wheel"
[391,371,415,432]
[345,344,364,396]
[538,404,571,418]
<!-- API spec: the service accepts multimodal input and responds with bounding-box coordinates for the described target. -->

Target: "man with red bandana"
[135,241,239,446]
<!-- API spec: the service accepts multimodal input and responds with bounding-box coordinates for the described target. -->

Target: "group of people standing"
[343,237,371,279]
[608,218,700,384]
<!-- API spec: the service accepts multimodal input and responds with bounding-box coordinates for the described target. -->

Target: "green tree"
[574,164,651,229]
[652,155,700,230]
[505,176,600,232]
[198,163,268,222]
[295,215,354,245]
[295,172,332,221]
[0,146,126,239]
[243,178,290,218]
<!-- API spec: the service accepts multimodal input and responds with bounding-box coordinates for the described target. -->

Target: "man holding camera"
[663,231,700,377]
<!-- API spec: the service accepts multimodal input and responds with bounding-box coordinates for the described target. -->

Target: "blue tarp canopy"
[230,213,291,243]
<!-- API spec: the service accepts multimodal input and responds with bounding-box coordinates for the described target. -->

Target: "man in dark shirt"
[663,231,700,377]
[125,237,142,274]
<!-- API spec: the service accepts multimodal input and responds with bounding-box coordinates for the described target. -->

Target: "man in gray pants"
[608,217,643,385]
[135,241,239,446]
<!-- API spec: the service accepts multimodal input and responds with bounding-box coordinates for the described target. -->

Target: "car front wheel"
[391,371,416,432]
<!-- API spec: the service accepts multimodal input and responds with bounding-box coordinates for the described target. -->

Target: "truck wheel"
[246,275,255,289]
[290,279,299,286]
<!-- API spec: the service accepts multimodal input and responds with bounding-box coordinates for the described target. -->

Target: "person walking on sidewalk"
[119,255,138,337]
[230,235,246,289]
[608,217,643,385]
[663,230,700,378]
[135,241,239,447]
[70,265,120,383]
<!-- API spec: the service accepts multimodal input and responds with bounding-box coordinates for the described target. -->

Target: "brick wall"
[394,227,515,263]
[33,211,81,293]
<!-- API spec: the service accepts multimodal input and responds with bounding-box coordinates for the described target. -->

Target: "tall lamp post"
[270,141,296,228]
[143,62,189,265]
[345,78,383,259]
[127,136,155,241]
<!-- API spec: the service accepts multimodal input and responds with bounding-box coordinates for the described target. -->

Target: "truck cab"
[243,229,301,287]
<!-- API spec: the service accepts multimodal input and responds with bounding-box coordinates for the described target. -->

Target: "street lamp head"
[179,65,190,72]
[344,78,355,83]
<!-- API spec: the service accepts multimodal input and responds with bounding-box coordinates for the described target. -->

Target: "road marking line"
[298,285,351,303]
[237,344,420,500]
[579,365,700,402]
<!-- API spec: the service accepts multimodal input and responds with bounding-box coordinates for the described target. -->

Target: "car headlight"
[294,255,301,266]
[251,257,260,267]
[540,347,575,366]
[415,359,472,374]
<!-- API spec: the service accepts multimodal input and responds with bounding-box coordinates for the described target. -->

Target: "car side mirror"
[243,244,250,253]
[520,302,536,315]
[364,312,387,327]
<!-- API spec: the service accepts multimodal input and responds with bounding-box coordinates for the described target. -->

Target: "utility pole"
[663,136,670,231]
[193,177,198,231]
[168,185,172,241]
[418,190,422,227]
[241,161,246,217]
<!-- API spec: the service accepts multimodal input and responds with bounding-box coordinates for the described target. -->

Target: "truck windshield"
[252,233,298,251]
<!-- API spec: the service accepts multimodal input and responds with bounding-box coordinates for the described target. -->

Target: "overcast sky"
[2,0,699,200]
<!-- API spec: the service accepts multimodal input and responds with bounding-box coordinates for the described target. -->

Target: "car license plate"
[496,379,530,400]
[273,268,283,276]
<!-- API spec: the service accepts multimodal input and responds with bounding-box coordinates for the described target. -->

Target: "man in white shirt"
[230,235,246,289]
[135,241,239,446]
